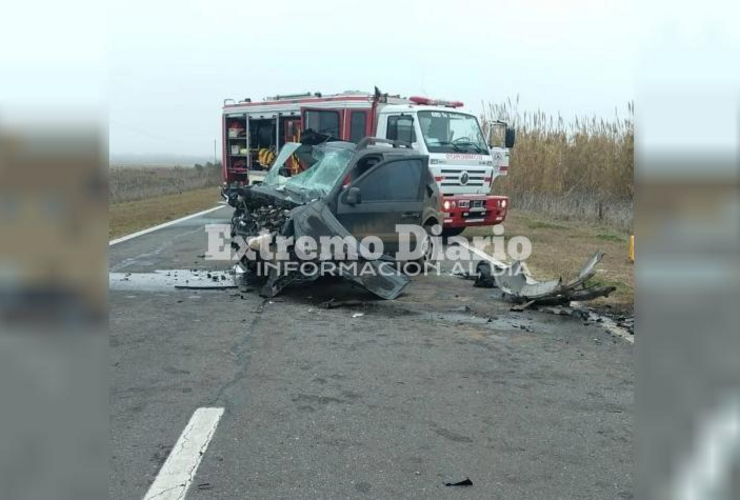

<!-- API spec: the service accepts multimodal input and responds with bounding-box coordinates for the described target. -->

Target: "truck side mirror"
[505,127,516,148]
[346,186,362,205]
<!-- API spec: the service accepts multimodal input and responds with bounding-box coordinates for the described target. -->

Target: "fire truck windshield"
[417,111,488,155]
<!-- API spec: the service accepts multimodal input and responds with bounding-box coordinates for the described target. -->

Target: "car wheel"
[418,222,438,264]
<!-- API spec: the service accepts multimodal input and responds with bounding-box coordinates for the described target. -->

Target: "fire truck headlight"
[500,199,508,208]
[443,200,451,210]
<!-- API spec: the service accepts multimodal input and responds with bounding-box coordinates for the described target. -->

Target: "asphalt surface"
[110,205,633,499]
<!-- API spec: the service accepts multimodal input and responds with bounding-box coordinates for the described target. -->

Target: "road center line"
[143,407,224,500]
[109,205,224,246]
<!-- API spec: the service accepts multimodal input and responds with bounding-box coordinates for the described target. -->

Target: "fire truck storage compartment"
[226,113,306,177]
[249,118,276,166]
[225,114,249,183]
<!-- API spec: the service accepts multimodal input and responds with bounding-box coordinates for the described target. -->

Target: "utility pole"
[213,139,217,165]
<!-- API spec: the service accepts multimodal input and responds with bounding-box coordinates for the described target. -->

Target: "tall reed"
[483,98,634,230]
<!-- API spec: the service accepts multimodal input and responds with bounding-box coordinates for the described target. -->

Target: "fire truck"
[221,89,515,234]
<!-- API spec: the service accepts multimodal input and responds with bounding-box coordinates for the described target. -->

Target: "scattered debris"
[320,299,368,309]
[538,305,580,317]
[475,251,615,306]
[614,314,634,335]
[509,300,536,312]
[351,313,364,318]
[174,284,237,290]
[444,477,473,487]
[450,304,473,314]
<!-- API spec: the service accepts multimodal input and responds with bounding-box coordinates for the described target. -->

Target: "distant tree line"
[193,161,221,172]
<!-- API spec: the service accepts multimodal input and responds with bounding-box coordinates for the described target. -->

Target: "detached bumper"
[441,195,508,228]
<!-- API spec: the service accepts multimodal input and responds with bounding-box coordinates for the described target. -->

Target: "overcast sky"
[105,0,640,158]
[2,0,640,159]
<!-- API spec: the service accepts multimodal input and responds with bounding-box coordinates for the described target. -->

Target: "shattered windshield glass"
[262,142,355,199]
[285,144,354,198]
[263,142,301,186]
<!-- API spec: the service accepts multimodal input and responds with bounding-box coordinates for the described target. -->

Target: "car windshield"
[263,142,355,199]
[417,110,488,154]
[262,142,301,186]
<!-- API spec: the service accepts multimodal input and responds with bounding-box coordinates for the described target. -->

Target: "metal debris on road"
[475,251,616,306]
[174,284,238,290]
[320,299,369,309]
[443,477,473,487]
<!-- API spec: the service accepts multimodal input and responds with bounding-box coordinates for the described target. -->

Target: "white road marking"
[109,205,224,246]
[591,311,635,344]
[454,240,509,269]
[143,407,224,500]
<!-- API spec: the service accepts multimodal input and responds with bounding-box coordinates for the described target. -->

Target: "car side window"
[386,115,416,143]
[354,159,422,202]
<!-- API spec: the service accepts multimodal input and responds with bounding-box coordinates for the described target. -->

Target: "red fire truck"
[222,89,515,234]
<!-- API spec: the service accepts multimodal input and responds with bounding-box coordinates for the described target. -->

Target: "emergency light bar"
[409,96,464,108]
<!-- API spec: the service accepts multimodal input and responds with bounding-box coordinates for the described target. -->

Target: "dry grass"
[465,210,634,312]
[109,164,221,204]
[483,98,634,231]
[109,187,221,239]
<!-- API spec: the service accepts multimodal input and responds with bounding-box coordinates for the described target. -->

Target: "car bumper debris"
[474,251,616,306]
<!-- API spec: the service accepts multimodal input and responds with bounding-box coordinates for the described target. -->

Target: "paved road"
[110,206,633,499]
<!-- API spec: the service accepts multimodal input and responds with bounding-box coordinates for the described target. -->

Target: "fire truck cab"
[222,89,515,232]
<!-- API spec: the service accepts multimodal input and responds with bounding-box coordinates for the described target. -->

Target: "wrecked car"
[223,137,442,299]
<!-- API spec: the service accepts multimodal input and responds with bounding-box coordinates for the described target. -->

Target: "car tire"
[417,221,442,265]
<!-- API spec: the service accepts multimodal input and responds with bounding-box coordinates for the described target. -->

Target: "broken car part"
[443,478,473,487]
[476,251,615,306]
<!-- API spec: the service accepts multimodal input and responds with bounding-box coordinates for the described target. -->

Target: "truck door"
[300,107,344,141]
[335,156,427,256]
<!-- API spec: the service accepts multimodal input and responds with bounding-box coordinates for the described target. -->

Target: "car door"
[335,156,427,256]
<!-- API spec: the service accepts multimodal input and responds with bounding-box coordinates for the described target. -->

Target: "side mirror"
[346,186,362,205]
[278,166,291,177]
[505,127,516,148]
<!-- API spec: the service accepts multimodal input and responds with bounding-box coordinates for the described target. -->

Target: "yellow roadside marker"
[629,235,635,263]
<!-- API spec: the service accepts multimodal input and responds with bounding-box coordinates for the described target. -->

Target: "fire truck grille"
[439,169,487,187]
